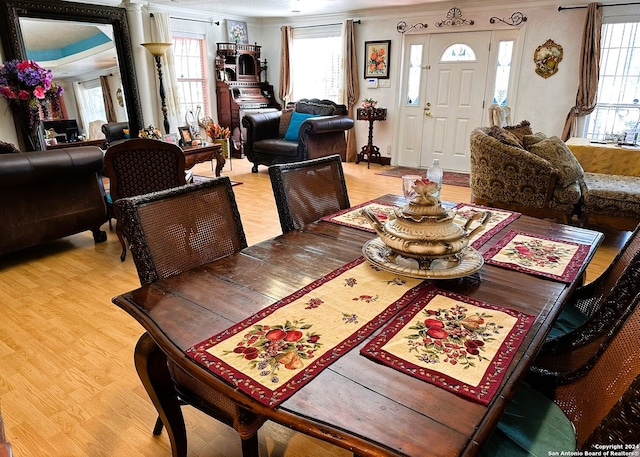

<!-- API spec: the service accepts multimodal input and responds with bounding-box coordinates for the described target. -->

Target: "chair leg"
[134,333,187,457]
[115,219,127,261]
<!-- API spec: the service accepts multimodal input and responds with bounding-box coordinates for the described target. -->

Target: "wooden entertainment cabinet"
[214,42,280,158]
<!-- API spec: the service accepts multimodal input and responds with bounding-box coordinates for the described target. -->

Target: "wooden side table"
[183,143,224,176]
[356,107,387,168]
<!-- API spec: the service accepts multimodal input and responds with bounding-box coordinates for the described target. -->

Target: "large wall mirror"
[0,0,143,147]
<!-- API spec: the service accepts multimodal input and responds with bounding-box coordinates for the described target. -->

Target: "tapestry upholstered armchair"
[242,98,354,173]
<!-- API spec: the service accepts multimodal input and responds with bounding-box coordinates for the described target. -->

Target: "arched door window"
[440,43,476,62]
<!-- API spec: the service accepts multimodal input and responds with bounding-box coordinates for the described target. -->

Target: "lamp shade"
[141,42,172,57]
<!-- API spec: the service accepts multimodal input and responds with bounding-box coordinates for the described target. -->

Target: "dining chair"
[488,103,512,127]
[114,178,264,457]
[481,251,640,455]
[546,222,640,340]
[268,154,350,233]
[0,408,12,457]
[103,138,187,261]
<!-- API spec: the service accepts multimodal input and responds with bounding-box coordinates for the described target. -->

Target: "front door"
[398,31,491,172]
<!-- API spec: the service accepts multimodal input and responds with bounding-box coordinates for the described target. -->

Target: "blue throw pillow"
[284,112,318,142]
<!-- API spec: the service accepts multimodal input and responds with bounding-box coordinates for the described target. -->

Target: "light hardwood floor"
[0,157,629,457]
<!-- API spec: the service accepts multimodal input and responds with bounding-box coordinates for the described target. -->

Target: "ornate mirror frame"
[0,0,143,142]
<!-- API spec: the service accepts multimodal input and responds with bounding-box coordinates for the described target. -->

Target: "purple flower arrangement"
[0,59,63,130]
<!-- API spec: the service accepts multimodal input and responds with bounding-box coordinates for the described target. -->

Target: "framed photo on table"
[364,40,391,79]
[178,126,192,145]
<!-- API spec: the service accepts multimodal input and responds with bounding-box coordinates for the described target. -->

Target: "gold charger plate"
[362,238,484,279]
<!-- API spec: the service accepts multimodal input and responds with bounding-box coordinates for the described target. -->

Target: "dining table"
[112,194,604,457]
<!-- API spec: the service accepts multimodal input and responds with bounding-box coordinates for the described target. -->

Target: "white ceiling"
[148,0,445,18]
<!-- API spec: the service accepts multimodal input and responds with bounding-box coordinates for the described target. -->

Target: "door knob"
[424,102,432,117]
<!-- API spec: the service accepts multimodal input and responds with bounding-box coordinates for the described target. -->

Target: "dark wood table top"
[113,194,603,457]
[182,143,224,175]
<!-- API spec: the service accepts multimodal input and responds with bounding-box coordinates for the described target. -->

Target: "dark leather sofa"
[242,99,354,173]
[0,146,108,256]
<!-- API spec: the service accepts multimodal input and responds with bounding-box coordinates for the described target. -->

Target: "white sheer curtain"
[72,82,89,135]
[150,13,181,134]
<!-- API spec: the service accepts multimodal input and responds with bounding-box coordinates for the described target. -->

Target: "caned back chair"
[0,407,12,457]
[114,178,263,457]
[104,138,187,261]
[546,222,640,340]
[268,154,350,233]
[482,250,640,455]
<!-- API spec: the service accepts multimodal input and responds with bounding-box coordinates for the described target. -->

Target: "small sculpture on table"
[356,101,387,168]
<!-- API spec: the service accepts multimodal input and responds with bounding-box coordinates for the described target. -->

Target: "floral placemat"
[483,230,591,282]
[360,287,534,405]
[186,257,431,408]
[452,203,520,249]
[320,200,395,232]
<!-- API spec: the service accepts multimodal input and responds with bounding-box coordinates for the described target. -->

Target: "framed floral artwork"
[364,40,391,79]
[226,20,248,44]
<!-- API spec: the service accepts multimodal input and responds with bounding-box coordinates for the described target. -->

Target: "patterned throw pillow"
[487,126,524,149]
[0,140,20,154]
[504,120,533,143]
[295,100,336,116]
[528,136,584,187]
[522,132,548,150]
[279,108,294,138]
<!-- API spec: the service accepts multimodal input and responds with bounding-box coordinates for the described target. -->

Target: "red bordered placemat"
[452,203,520,249]
[483,230,591,282]
[320,200,395,232]
[360,287,534,405]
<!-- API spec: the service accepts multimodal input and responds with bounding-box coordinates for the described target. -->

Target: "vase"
[213,138,230,159]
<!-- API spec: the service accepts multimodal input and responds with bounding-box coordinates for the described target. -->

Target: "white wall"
[1,1,636,158]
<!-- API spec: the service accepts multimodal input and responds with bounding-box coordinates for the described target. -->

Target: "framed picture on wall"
[364,40,391,79]
[226,20,249,44]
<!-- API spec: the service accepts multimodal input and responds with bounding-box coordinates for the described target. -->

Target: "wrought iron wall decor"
[396,21,427,33]
[435,7,475,27]
[490,12,527,26]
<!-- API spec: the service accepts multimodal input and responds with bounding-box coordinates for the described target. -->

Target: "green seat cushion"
[547,304,589,340]
[481,383,576,456]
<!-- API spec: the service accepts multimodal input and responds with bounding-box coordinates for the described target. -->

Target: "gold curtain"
[100,75,116,123]
[561,2,602,140]
[342,19,359,162]
[279,26,293,106]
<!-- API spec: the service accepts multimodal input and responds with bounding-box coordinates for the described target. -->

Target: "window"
[81,79,107,122]
[440,43,476,62]
[406,44,423,106]
[291,26,342,102]
[492,40,514,106]
[172,35,210,122]
[585,21,640,140]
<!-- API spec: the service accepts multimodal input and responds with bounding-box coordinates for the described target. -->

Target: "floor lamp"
[141,42,172,135]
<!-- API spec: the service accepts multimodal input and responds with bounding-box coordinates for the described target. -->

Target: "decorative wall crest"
[396,21,428,33]
[534,39,563,78]
[435,7,475,27]
[490,12,527,27]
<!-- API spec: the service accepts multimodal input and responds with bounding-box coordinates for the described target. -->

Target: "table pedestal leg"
[356,119,381,168]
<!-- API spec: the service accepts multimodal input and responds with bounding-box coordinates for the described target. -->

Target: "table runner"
[186,257,431,408]
[321,200,519,250]
[483,230,591,283]
[360,287,534,405]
